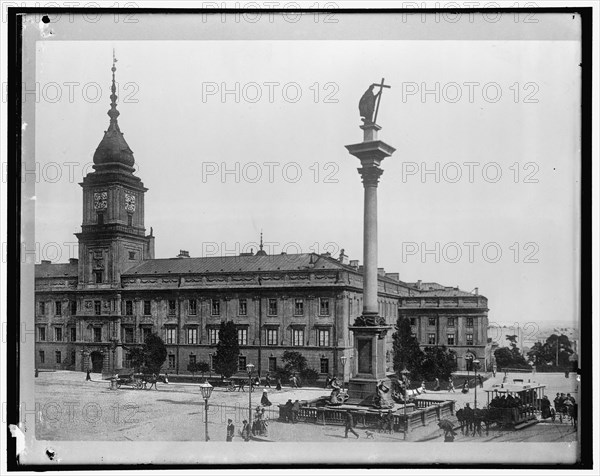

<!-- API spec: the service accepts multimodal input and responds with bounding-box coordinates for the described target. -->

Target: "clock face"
[124,192,136,212]
[93,191,107,210]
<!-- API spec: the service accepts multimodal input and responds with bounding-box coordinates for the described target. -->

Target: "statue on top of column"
[358,79,391,125]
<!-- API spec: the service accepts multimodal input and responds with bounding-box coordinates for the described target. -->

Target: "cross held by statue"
[372,78,390,125]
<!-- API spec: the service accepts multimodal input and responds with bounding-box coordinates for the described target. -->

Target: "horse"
[143,374,160,390]
[455,408,470,435]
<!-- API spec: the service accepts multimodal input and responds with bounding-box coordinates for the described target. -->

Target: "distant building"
[34,63,490,378]
[398,282,491,372]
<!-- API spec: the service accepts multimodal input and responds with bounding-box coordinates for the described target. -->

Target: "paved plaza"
[34,371,578,443]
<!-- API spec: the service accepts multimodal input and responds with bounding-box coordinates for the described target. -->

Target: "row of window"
[39,325,332,347]
[156,354,332,375]
[123,297,332,317]
[38,350,76,365]
[193,327,330,347]
[38,301,78,316]
[37,327,77,342]
[422,332,475,346]
[410,317,476,328]
[39,297,334,317]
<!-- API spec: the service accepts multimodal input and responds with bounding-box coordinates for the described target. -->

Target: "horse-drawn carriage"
[456,381,547,436]
[115,372,160,390]
[481,381,546,430]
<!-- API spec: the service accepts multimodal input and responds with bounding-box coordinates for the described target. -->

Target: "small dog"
[364,431,375,439]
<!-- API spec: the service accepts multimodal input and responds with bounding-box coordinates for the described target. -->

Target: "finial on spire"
[108,49,120,126]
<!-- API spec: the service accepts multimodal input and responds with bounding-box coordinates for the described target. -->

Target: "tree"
[527,334,574,368]
[419,346,458,381]
[392,316,424,380]
[144,333,167,374]
[196,361,211,379]
[128,348,145,372]
[188,361,211,378]
[494,337,529,370]
[281,351,308,381]
[213,321,239,378]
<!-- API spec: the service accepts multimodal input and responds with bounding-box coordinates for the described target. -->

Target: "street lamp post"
[340,355,347,390]
[199,380,214,441]
[473,359,480,409]
[246,363,255,438]
[400,367,410,417]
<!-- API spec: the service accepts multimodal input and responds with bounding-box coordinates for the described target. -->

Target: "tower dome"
[93,51,135,171]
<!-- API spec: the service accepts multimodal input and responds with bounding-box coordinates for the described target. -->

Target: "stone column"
[345,123,396,402]
[359,165,383,319]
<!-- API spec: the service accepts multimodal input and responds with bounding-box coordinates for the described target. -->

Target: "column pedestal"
[347,325,392,402]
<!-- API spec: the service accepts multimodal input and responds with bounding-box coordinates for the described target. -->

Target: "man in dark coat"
[264,372,272,388]
[241,420,250,441]
[344,411,359,438]
[283,399,293,422]
[226,419,235,441]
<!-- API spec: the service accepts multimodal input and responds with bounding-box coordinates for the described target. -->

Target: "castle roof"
[122,253,343,276]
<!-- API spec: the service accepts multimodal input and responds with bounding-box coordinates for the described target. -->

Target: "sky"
[29,16,581,334]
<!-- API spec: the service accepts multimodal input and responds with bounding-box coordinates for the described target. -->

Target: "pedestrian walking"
[164,372,169,384]
[264,372,272,388]
[86,369,91,381]
[492,364,497,378]
[421,380,427,394]
[434,378,440,391]
[447,377,455,393]
[226,419,235,441]
[291,400,300,423]
[241,420,250,441]
[478,375,483,388]
[325,374,331,389]
[276,377,282,391]
[290,375,298,388]
[344,411,359,438]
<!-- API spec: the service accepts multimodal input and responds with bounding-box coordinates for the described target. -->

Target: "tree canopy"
[127,333,167,374]
[392,316,457,381]
[213,321,240,378]
[392,316,424,380]
[493,335,529,369]
[527,334,575,368]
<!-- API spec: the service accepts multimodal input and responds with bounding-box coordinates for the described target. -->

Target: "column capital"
[358,166,384,187]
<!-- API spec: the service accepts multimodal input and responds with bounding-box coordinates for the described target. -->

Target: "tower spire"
[92,49,135,170]
[108,48,120,127]
[255,229,267,256]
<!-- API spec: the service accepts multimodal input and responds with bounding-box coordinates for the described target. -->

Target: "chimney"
[349,260,359,269]
[474,287,479,295]
[377,267,386,277]
[385,272,399,281]
[338,248,349,265]
[69,258,78,265]
[176,250,190,258]
[416,280,422,290]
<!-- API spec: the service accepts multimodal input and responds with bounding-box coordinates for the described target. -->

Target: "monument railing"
[277,399,455,437]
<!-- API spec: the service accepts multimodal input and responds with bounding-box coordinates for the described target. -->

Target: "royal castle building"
[34,63,491,379]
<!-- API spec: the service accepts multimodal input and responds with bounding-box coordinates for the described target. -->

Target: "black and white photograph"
[2,2,596,472]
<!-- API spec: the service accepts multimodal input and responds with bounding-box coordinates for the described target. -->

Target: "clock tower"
[76,54,155,289]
